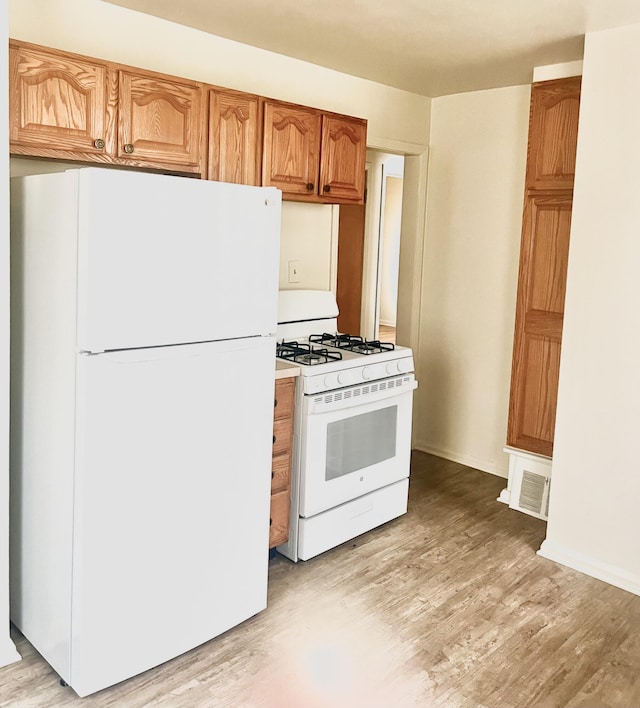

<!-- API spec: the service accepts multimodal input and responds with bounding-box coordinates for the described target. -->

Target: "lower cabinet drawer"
[272,416,293,456]
[269,490,290,548]
[271,453,290,494]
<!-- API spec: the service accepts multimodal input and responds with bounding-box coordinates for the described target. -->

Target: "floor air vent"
[519,471,546,514]
[509,466,551,520]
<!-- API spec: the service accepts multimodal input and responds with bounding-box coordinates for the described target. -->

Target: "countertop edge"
[275,361,301,380]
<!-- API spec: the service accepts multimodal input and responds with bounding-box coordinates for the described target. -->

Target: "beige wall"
[279,203,337,292]
[414,85,531,477]
[540,23,640,595]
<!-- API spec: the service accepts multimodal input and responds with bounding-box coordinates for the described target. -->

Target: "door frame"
[332,139,429,360]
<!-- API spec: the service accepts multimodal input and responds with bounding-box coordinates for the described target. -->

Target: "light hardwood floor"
[378,325,396,344]
[2,452,639,707]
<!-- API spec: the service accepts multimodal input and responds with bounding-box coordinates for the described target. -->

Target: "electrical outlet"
[288,260,301,283]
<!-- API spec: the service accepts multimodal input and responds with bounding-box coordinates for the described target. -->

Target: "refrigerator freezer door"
[75,169,281,353]
[69,336,275,696]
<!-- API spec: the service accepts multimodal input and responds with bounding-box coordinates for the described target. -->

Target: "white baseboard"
[538,539,640,597]
[0,637,20,668]
[413,441,508,479]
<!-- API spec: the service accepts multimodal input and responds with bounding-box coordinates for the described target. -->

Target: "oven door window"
[326,405,397,480]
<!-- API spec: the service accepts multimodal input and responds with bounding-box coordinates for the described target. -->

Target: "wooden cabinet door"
[262,101,322,197]
[117,70,203,173]
[319,115,367,203]
[208,88,260,185]
[526,76,581,191]
[507,193,573,457]
[9,41,108,158]
[507,76,580,458]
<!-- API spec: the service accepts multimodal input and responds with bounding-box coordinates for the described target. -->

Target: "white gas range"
[275,290,418,562]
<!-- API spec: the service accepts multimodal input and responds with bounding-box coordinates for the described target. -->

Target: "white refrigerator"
[9,168,282,697]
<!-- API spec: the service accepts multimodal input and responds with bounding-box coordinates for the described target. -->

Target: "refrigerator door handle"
[81,337,272,364]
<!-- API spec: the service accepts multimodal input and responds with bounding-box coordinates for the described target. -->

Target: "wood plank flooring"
[378,325,396,344]
[2,452,639,707]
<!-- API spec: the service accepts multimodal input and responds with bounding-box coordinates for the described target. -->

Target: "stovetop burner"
[277,340,343,366]
[309,333,395,355]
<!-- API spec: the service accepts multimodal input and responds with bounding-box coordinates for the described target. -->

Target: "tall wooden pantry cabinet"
[504,76,581,518]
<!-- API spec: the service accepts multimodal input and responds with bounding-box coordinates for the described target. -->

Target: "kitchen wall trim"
[538,540,640,597]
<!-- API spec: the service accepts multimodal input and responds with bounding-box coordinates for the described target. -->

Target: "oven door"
[298,375,416,518]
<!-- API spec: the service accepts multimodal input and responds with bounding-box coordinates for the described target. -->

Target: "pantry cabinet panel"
[510,335,562,457]
[526,76,582,191]
[208,88,260,185]
[507,193,573,458]
[117,71,203,173]
[526,196,573,314]
[319,115,366,203]
[262,101,322,196]
[506,77,580,459]
[9,40,109,158]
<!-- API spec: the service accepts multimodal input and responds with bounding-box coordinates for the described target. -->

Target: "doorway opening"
[334,145,426,358]
[361,150,404,343]
[376,165,404,343]
[336,151,405,341]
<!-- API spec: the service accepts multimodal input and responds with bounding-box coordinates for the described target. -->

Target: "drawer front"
[274,378,295,420]
[273,416,293,457]
[271,452,290,494]
[269,490,290,547]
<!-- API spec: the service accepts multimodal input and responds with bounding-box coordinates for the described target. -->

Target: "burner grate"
[309,333,395,355]
[277,340,342,366]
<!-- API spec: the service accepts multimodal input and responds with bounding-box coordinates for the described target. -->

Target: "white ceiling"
[104,0,640,96]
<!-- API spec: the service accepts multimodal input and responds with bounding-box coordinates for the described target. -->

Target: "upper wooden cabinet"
[9,40,204,175]
[525,77,582,191]
[208,88,261,186]
[262,100,366,204]
[9,40,109,159]
[319,114,367,203]
[9,39,367,196]
[117,70,203,173]
[262,101,322,198]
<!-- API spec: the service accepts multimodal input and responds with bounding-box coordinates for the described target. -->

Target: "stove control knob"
[324,374,338,389]
[361,366,371,381]
[337,371,349,386]
[386,361,399,375]
[397,357,414,374]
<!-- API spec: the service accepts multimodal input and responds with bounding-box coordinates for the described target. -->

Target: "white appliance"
[275,290,417,562]
[9,168,282,697]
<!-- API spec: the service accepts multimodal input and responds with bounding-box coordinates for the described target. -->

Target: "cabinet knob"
[273,435,276,444]
[323,185,331,193]
[306,182,314,191]
[123,143,134,154]
[272,471,275,479]
[274,399,278,408]
[93,138,105,150]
